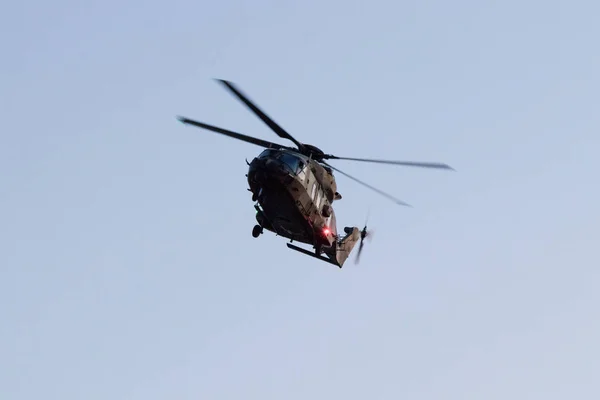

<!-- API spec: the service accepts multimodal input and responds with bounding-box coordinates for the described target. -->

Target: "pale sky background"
[2,0,599,399]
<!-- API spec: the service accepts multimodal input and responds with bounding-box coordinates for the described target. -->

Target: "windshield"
[278,153,305,175]
[258,149,279,159]
[257,150,305,175]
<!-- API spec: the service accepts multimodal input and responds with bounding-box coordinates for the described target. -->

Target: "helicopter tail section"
[286,227,361,268]
[333,227,361,267]
[286,243,340,267]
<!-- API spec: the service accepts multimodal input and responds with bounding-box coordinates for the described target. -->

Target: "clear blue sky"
[2,0,599,398]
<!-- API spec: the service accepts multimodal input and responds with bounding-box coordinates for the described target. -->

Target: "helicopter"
[177,79,453,268]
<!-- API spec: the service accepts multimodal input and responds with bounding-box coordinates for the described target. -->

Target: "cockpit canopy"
[257,149,278,159]
[258,149,307,175]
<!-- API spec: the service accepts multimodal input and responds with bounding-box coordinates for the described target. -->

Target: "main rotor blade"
[177,116,288,150]
[323,162,412,207]
[324,155,454,170]
[216,79,306,151]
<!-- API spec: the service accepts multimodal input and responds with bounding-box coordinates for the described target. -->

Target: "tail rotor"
[354,211,374,265]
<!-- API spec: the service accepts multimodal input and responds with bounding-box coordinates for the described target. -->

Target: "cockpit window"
[258,149,278,159]
[278,153,305,174]
[257,149,306,175]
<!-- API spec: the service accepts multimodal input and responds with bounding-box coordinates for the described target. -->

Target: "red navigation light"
[322,227,331,236]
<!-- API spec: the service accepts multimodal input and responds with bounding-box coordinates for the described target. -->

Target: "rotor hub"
[300,143,327,160]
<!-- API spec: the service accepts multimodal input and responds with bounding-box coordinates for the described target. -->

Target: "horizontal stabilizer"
[286,243,341,268]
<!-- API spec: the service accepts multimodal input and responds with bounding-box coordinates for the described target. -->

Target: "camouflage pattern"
[246,148,361,267]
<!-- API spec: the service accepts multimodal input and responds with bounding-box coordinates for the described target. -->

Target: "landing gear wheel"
[252,224,263,238]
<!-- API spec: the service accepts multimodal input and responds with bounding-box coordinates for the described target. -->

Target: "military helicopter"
[177,79,453,268]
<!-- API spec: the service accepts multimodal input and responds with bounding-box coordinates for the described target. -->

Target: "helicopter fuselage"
[246,148,362,267]
[247,149,336,245]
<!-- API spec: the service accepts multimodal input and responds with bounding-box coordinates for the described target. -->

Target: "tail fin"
[333,227,361,267]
